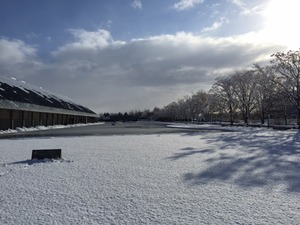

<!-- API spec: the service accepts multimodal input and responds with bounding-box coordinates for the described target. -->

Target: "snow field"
[1,129,300,224]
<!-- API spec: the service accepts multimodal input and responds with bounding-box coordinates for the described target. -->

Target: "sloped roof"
[0,75,97,117]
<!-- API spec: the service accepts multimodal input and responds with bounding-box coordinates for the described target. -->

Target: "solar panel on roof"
[0,75,97,117]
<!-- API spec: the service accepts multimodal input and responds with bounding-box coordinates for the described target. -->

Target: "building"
[0,75,98,130]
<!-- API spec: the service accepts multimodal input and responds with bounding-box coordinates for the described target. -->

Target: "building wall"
[0,109,11,130]
[23,111,32,127]
[0,108,97,130]
[12,110,23,128]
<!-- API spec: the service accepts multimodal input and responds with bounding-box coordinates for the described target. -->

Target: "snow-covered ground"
[1,126,300,224]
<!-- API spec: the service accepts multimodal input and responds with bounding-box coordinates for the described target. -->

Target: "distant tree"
[271,49,300,127]
[103,113,110,117]
[253,65,277,125]
[207,92,226,122]
[211,75,237,125]
[152,107,162,120]
[176,96,190,121]
[190,91,210,122]
[99,113,111,121]
[164,102,179,121]
[140,109,152,120]
[231,70,258,124]
[123,112,129,121]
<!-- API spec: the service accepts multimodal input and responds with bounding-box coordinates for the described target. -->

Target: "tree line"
[101,49,300,127]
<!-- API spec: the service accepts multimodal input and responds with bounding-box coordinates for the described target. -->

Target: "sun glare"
[263,0,300,49]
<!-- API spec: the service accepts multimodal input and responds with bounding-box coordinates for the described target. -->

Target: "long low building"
[0,75,98,130]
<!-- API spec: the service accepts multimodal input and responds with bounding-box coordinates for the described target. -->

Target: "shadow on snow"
[166,147,215,161]
[6,158,72,166]
[168,129,300,192]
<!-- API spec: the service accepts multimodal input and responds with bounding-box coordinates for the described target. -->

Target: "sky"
[0,0,299,113]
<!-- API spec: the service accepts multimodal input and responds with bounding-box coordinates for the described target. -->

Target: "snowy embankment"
[167,123,246,131]
[1,126,300,224]
[0,122,104,134]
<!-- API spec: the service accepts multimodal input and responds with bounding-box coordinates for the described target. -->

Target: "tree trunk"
[244,116,248,125]
[261,111,265,125]
[229,105,234,126]
[298,108,300,129]
[284,114,288,126]
[242,110,248,124]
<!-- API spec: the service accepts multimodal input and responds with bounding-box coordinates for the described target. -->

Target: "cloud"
[173,0,204,11]
[131,0,142,10]
[0,38,36,63]
[26,32,40,40]
[229,0,245,8]
[229,0,265,16]
[55,29,123,52]
[0,30,285,112]
[0,38,42,79]
[241,5,264,15]
[208,3,221,17]
[106,20,113,28]
[201,17,229,33]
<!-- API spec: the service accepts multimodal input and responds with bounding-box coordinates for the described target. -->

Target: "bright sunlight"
[263,0,300,49]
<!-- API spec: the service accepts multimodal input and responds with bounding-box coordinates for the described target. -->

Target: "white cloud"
[0,30,286,112]
[26,32,40,40]
[229,0,265,16]
[0,38,36,63]
[66,29,114,48]
[131,0,142,10]
[209,3,221,17]
[0,38,42,79]
[106,20,113,28]
[229,0,245,8]
[201,17,229,33]
[54,29,124,55]
[173,0,204,11]
[241,4,264,15]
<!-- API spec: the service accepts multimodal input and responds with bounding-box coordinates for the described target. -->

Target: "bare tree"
[271,49,300,127]
[253,65,277,125]
[211,75,237,125]
[231,70,258,125]
[168,102,180,121]
[190,91,210,122]
[177,96,192,121]
[207,92,227,122]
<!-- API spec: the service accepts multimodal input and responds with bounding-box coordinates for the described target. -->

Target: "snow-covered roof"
[0,75,97,117]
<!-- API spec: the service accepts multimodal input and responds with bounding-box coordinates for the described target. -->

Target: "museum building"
[0,75,98,130]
